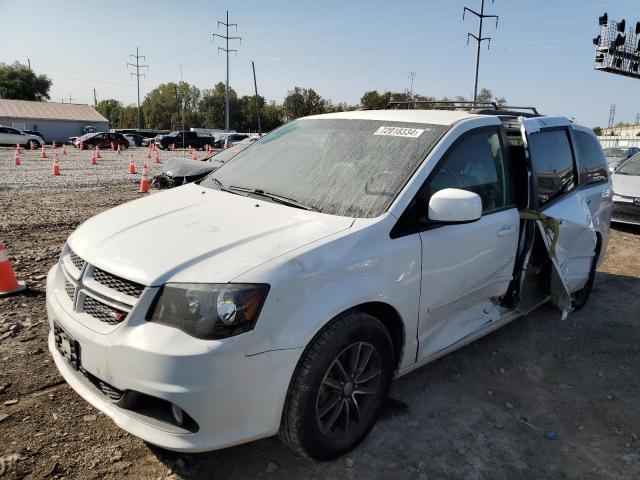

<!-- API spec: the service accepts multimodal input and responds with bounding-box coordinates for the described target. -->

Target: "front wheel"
[279,311,394,460]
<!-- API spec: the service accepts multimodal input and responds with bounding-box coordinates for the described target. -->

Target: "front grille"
[613,201,640,224]
[64,278,75,301]
[92,267,144,299]
[83,296,127,325]
[69,251,85,271]
[81,368,123,401]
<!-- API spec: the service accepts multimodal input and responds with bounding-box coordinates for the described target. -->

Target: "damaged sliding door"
[517,118,598,319]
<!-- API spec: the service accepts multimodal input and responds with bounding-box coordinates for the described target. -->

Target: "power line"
[213,10,242,131]
[464,0,499,102]
[127,47,149,129]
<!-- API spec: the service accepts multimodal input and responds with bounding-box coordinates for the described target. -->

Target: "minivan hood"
[68,184,354,285]
[613,173,640,198]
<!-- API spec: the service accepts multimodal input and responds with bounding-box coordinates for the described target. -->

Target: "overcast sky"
[2,0,639,127]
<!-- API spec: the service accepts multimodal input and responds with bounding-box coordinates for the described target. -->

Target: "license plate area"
[54,323,81,370]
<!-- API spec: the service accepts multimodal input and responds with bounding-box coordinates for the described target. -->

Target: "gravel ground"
[0,155,639,479]
[0,145,212,191]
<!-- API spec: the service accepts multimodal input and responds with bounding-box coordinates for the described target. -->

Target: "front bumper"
[46,265,302,452]
[612,199,640,225]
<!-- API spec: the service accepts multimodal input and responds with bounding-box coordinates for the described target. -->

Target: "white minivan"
[46,107,612,460]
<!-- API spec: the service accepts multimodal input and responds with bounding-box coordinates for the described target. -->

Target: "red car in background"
[73,132,129,149]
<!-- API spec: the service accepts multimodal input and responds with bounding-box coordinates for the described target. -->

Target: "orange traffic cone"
[62,144,67,155]
[90,151,97,165]
[16,143,22,153]
[128,154,136,174]
[154,152,161,164]
[191,153,198,161]
[14,151,21,166]
[117,144,122,156]
[139,164,149,193]
[96,146,102,159]
[223,137,229,150]
[80,141,85,151]
[52,154,60,176]
[0,243,26,297]
[40,145,48,159]
[30,141,36,151]
[146,148,151,159]
[111,141,115,151]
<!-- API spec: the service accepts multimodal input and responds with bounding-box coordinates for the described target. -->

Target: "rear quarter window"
[574,131,608,185]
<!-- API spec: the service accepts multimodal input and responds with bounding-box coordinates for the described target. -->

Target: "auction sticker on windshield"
[374,126,425,138]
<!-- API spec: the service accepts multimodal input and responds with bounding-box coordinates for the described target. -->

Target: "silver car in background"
[612,153,640,226]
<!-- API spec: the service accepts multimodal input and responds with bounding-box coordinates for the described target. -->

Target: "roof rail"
[386,100,540,116]
[386,100,498,110]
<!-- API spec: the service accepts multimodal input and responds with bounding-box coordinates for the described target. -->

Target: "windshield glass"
[603,148,627,157]
[617,154,640,176]
[77,133,96,141]
[202,118,447,217]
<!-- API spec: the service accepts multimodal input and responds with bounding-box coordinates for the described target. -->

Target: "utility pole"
[408,71,416,100]
[213,11,241,132]
[608,104,616,129]
[635,112,639,125]
[127,47,148,130]
[252,61,262,137]
[93,88,97,108]
[464,0,499,102]
[27,58,31,70]
[68,93,75,104]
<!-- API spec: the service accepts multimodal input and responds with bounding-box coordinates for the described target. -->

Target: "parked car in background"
[612,153,640,225]
[23,130,47,144]
[213,133,249,148]
[47,107,611,460]
[0,126,43,148]
[603,147,640,172]
[153,138,257,188]
[124,133,144,147]
[157,130,214,150]
[72,132,129,149]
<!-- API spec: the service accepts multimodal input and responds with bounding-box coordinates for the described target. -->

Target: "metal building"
[0,99,108,144]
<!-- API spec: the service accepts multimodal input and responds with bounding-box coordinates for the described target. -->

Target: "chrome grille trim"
[92,267,144,299]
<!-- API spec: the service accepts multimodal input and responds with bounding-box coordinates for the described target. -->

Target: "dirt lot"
[1,150,639,479]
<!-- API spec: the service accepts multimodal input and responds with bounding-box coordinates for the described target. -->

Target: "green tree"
[360,90,391,110]
[143,82,201,130]
[260,101,285,132]
[199,82,240,130]
[282,87,328,120]
[0,62,52,101]
[96,99,123,128]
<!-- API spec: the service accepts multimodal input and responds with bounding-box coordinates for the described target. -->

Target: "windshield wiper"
[228,186,316,211]
[209,177,247,196]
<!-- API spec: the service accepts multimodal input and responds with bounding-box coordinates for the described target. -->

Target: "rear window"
[528,129,576,207]
[574,131,608,185]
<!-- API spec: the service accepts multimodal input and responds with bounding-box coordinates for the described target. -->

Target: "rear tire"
[279,311,394,460]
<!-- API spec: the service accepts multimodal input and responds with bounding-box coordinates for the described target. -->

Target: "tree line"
[0,61,509,133]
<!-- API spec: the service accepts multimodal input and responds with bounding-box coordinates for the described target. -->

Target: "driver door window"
[427,130,511,213]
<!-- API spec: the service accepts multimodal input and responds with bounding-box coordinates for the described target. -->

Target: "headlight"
[147,283,269,340]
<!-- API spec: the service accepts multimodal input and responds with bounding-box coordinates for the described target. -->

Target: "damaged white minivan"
[47,105,612,460]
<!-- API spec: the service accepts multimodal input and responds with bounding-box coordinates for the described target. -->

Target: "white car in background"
[612,153,640,225]
[47,107,611,460]
[0,125,43,148]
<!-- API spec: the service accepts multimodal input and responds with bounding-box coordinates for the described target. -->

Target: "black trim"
[390,125,514,239]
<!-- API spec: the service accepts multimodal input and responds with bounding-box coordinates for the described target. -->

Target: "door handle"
[497,225,517,236]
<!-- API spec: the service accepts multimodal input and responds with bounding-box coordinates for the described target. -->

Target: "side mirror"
[428,188,482,223]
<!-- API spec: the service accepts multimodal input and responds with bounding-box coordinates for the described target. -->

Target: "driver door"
[418,128,520,360]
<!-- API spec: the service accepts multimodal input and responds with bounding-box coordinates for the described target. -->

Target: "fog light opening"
[171,404,184,426]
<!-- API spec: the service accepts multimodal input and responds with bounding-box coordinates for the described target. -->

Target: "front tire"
[279,311,394,460]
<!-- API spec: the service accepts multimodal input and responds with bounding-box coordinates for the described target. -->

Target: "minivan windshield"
[202,118,447,217]
[617,154,640,176]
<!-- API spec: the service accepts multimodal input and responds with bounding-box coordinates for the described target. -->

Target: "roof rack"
[385,100,540,116]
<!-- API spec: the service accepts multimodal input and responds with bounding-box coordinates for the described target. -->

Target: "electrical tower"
[213,11,242,132]
[464,0,499,102]
[635,112,639,125]
[608,104,616,128]
[408,71,416,98]
[127,47,148,129]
